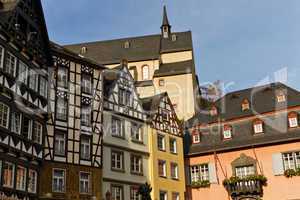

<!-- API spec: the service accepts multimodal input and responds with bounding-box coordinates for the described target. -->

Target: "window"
[18,61,28,84]
[3,162,14,188]
[130,186,141,200]
[159,191,167,200]
[283,152,300,170]
[0,46,4,68]
[29,69,38,91]
[82,74,92,94]
[172,192,180,200]
[112,117,124,138]
[159,79,165,86]
[11,112,21,134]
[81,105,91,127]
[0,102,9,128]
[23,117,32,139]
[242,99,250,111]
[32,121,42,144]
[235,165,255,178]
[131,155,143,175]
[39,76,47,98]
[170,138,177,154]
[56,97,68,121]
[158,160,166,177]
[277,93,286,103]
[16,166,26,191]
[80,47,87,55]
[80,136,91,160]
[111,185,123,200]
[118,88,131,106]
[4,52,16,77]
[131,123,142,142]
[288,112,298,128]
[253,119,263,134]
[124,41,130,49]
[142,65,149,80]
[172,34,177,42]
[54,132,66,156]
[192,130,200,144]
[111,151,124,171]
[171,163,179,179]
[57,67,68,88]
[223,125,232,139]
[79,172,91,194]
[52,169,65,193]
[157,134,165,151]
[28,170,37,193]
[190,164,209,182]
[161,108,169,121]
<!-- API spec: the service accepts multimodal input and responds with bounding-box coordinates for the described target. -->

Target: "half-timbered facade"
[141,92,185,200]
[39,43,104,200]
[102,60,149,200]
[0,0,52,199]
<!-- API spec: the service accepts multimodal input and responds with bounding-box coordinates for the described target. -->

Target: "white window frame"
[112,117,124,138]
[111,151,123,170]
[11,112,21,134]
[81,105,91,127]
[39,76,47,98]
[131,123,142,142]
[52,168,66,193]
[79,171,91,194]
[3,162,15,188]
[289,117,298,128]
[223,129,232,139]
[158,160,166,177]
[283,151,300,170]
[130,186,141,200]
[81,74,92,94]
[4,52,16,77]
[170,138,177,154]
[159,191,167,200]
[18,61,28,84]
[142,65,149,80]
[172,192,180,200]
[190,164,209,182]
[80,136,91,160]
[235,165,255,178]
[130,154,143,174]
[28,169,37,193]
[16,165,27,191]
[111,185,123,200]
[32,121,42,144]
[0,102,9,129]
[29,69,38,91]
[57,67,68,88]
[192,133,200,144]
[54,132,66,156]
[171,163,179,179]
[56,97,68,121]
[277,94,286,103]
[157,134,165,151]
[23,117,32,139]
[254,123,263,134]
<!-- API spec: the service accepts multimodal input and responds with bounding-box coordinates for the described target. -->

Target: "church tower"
[161,6,171,38]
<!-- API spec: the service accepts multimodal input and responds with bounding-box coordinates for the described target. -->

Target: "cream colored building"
[65,6,200,120]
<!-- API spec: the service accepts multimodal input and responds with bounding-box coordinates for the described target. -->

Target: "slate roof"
[141,92,168,117]
[185,82,300,156]
[153,60,194,77]
[64,31,193,65]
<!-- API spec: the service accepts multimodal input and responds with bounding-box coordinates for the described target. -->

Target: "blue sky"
[42,0,300,93]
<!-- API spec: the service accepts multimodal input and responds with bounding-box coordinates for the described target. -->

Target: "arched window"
[142,65,149,80]
[288,112,298,128]
[253,119,264,134]
[242,99,250,111]
[223,124,232,139]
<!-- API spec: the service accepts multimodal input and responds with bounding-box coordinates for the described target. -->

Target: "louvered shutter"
[272,153,284,176]
[209,162,218,184]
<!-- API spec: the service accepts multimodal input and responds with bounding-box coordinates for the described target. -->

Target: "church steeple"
[161,5,171,39]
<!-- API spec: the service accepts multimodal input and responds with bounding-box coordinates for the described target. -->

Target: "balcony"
[223,175,267,197]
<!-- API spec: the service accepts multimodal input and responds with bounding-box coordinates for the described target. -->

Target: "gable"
[0,0,52,66]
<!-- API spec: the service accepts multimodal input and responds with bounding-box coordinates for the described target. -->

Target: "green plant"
[138,182,152,200]
[191,180,211,188]
[284,168,300,178]
[222,175,268,186]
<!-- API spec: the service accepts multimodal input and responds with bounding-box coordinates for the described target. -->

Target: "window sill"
[159,175,167,179]
[111,168,125,173]
[171,177,179,181]
[131,139,144,145]
[158,149,166,152]
[131,171,144,176]
[170,152,178,155]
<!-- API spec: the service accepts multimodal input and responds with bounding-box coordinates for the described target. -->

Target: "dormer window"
[171,34,177,41]
[288,112,298,128]
[210,106,217,116]
[124,41,130,49]
[223,125,232,139]
[242,99,250,111]
[192,129,200,144]
[276,93,286,103]
[80,47,87,55]
[253,119,264,134]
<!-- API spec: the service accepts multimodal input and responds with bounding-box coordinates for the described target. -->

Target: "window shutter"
[272,153,284,176]
[209,162,218,184]
[185,165,191,185]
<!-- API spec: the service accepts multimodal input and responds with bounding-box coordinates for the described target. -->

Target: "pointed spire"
[161,5,170,28]
[161,5,171,38]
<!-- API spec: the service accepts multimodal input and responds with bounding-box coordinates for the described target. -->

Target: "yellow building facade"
[142,93,186,200]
